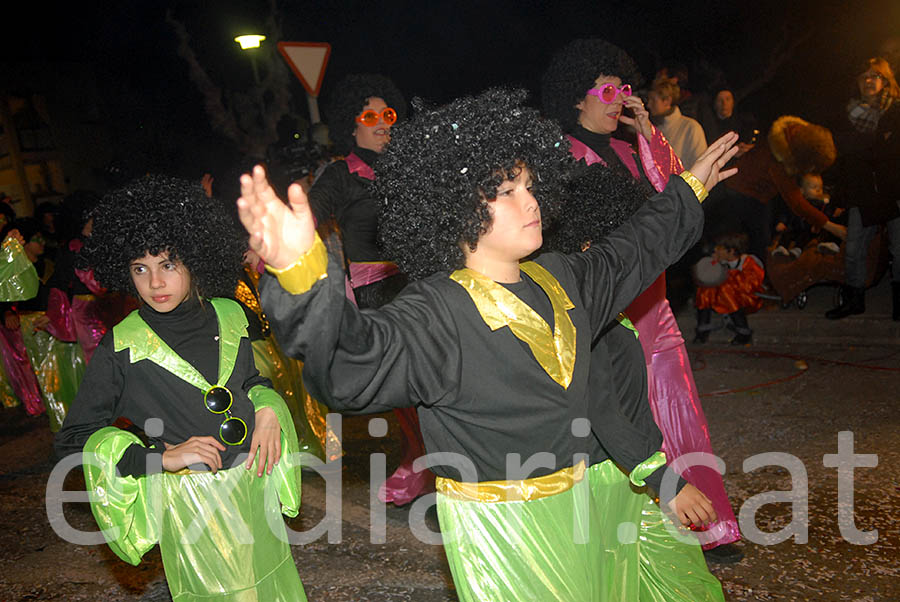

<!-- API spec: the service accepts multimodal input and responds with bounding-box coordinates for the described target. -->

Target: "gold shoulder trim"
[449,261,576,388]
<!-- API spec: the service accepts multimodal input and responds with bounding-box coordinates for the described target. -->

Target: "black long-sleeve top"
[54,297,265,476]
[262,175,704,486]
[308,146,384,262]
[568,125,686,496]
[45,239,93,298]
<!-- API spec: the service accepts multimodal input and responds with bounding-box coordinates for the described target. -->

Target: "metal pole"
[306,93,321,124]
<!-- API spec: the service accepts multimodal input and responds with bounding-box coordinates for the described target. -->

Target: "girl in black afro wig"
[375,87,571,279]
[83,175,244,298]
[326,73,407,155]
[57,173,307,599]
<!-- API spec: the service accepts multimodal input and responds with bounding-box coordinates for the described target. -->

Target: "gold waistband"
[435,461,586,503]
[348,260,398,267]
[73,294,97,301]
[171,467,204,476]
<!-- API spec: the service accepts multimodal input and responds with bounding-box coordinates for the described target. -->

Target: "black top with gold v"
[262,175,703,483]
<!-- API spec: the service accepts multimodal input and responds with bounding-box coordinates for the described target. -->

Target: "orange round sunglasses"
[355,107,398,127]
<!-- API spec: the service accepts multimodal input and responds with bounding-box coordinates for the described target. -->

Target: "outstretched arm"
[237,166,460,415]
[568,132,741,334]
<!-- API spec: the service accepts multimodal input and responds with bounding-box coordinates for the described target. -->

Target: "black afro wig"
[82,175,244,298]
[541,38,642,133]
[542,163,649,254]
[326,73,407,155]
[374,87,572,280]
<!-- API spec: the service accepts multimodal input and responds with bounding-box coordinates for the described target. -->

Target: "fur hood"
[767,115,836,176]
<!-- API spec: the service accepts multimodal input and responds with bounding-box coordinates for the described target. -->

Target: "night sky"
[7,0,900,183]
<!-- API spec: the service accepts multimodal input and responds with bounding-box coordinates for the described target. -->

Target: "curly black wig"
[82,175,245,298]
[542,163,648,254]
[325,73,407,155]
[374,87,572,280]
[541,38,643,133]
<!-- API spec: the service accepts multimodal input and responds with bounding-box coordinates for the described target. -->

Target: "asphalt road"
[1,295,897,600]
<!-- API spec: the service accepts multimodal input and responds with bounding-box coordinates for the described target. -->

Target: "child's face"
[713,244,738,262]
[470,166,542,267]
[130,251,192,313]
[800,175,824,200]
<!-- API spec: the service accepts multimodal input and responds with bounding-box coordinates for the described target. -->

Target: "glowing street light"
[234,34,266,50]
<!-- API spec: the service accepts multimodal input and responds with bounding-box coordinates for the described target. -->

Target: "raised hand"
[245,406,282,476]
[5,229,25,246]
[687,131,740,191]
[236,165,316,270]
[200,173,214,198]
[619,95,653,140]
[162,436,226,473]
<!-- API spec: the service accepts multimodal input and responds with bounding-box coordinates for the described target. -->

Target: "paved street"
[1,278,897,601]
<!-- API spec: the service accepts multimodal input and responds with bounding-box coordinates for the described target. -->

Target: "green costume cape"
[0,236,39,302]
[437,459,724,602]
[82,298,305,601]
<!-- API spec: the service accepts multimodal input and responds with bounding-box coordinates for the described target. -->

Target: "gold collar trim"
[450,261,576,388]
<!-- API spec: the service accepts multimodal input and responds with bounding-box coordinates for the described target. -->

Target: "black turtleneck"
[55,297,268,477]
[569,125,656,199]
[570,126,633,179]
[308,145,385,262]
[351,145,379,166]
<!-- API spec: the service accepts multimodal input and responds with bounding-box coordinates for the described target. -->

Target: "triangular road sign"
[278,42,331,96]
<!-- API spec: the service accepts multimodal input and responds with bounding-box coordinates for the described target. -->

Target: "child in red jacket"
[694,232,765,345]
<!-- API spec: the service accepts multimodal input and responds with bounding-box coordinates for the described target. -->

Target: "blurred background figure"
[825,57,900,320]
[648,76,708,169]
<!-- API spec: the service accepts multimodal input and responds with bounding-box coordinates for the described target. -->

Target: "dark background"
[6,0,899,187]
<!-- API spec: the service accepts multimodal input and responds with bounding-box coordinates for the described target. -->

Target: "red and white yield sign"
[278,42,331,96]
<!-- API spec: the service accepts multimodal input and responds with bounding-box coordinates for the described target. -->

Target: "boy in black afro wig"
[541,38,643,133]
[326,73,407,155]
[375,87,571,279]
[83,175,244,298]
[241,86,735,601]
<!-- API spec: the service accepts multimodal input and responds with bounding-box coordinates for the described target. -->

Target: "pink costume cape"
[63,239,108,363]
[569,127,740,548]
[345,152,433,506]
[0,322,44,416]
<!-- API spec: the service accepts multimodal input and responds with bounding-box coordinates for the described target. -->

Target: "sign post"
[277,42,331,123]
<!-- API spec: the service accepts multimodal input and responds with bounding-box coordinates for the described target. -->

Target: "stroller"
[764,228,890,309]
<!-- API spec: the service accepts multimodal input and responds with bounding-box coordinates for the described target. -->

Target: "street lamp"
[234,34,266,50]
[235,34,266,84]
[234,33,267,119]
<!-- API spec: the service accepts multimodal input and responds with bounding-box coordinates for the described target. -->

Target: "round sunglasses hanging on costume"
[204,385,248,446]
